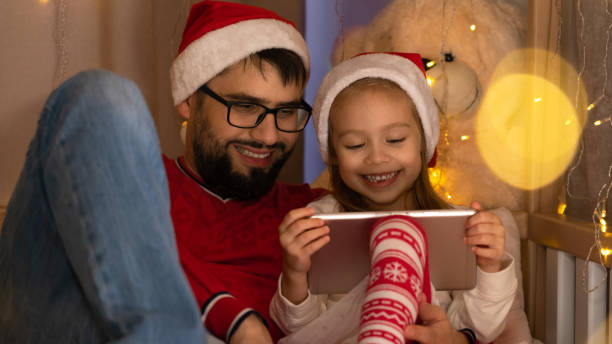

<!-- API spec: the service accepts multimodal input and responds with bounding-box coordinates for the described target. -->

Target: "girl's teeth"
[236,146,270,159]
[365,172,397,183]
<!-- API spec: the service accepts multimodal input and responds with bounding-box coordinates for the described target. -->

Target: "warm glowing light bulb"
[534,97,542,103]
[557,203,567,215]
[603,210,608,218]
[470,24,476,31]
[460,135,470,141]
[426,61,436,68]
[587,103,595,111]
[601,248,611,256]
[428,168,441,185]
[427,76,435,87]
[594,120,602,126]
[564,119,572,126]
[446,194,452,199]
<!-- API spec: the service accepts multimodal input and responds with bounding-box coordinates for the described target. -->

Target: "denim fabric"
[0,70,206,343]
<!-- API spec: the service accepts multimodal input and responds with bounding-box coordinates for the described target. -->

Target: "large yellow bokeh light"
[476,49,587,190]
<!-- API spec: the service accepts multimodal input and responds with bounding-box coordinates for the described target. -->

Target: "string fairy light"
[565,0,589,201]
[53,0,69,87]
[566,0,612,202]
[469,0,487,78]
[557,202,567,215]
[583,163,612,293]
[546,0,612,293]
[425,0,457,204]
[565,0,612,294]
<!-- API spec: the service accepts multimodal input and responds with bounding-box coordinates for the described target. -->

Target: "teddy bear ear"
[331,26,367,65]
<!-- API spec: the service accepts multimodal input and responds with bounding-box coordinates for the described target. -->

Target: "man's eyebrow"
[224,92,304,107]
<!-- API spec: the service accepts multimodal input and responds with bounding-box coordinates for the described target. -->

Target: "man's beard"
[192,123,293,201]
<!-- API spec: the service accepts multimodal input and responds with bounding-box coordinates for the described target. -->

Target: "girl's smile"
[361,170,401,187]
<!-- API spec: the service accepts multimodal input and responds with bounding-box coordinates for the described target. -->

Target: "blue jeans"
[0,70,206,343]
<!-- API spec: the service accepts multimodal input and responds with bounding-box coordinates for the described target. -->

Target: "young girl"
[269,53,518,344]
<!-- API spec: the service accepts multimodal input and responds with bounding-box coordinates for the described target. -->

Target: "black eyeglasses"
[198,84,312,133]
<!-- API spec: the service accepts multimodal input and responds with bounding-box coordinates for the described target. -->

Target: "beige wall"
[0,0,305,207]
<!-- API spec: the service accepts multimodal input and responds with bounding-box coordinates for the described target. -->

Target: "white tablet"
[308,209,477,294]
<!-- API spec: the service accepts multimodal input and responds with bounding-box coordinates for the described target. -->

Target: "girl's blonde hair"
[327,77,449,212]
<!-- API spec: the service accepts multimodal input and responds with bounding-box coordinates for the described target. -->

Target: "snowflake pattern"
[383,261,408,283]
[369,266,381,285]
[410,274,421,294]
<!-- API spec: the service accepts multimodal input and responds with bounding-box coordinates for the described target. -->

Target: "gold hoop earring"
[180,120,188,144]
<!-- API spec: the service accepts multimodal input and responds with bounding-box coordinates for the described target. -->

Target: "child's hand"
[278,207,330,303]
[464,201,505,273]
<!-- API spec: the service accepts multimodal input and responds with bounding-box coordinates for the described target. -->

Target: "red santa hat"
[313,52,439,165]
[170,0,310,105]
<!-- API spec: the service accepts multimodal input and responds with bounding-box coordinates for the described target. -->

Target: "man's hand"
[404,299,469,344]
[278,207,330,304]
[464,201,505,273]
[229,313,273,344]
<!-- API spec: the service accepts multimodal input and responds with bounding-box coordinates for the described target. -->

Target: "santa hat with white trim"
[170,0,310,106]
[313,52,439,165]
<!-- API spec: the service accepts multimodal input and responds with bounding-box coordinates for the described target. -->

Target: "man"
[165,1,325,342]
[0,1,321,343]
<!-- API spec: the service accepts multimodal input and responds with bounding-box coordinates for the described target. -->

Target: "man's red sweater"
[164,156,326,342]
